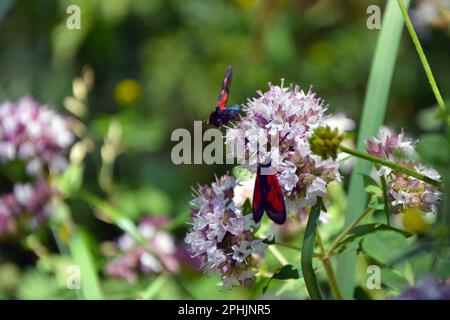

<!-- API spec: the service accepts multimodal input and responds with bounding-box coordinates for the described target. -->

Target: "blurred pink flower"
[106,216,184,283]
[0,179,54,235]
[0,96,74,176]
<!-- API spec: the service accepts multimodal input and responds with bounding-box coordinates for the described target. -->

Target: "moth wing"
[252,172,265,224]
[265,174,287,224]
[216,66,233,110]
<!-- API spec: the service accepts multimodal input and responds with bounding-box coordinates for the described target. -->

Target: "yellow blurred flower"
[114,79,142,106]
[402,207,429,234]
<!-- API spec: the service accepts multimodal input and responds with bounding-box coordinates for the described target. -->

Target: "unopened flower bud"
[309,126,343,159]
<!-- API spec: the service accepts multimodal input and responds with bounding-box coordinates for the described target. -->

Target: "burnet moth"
[204,65,241,127]
[252,134,288,225]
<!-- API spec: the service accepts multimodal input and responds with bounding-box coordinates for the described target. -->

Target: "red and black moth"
[252,133,289,225]
[252,161,287,225]
[205,65,241,127]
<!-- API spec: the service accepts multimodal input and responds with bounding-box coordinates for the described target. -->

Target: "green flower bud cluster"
[309,126,343,159]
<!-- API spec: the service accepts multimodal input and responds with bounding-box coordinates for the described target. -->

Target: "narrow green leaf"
[337,0,410,299]
[140,275,168,300]
[79,191,143,242]
[68,229,103,300]
[300,199,323,300]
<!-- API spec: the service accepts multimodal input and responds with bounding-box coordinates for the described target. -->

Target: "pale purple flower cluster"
[0,179,54,235]
[184,174,266,288]
[0,96,74,236]
[106,216,181,283]
[0,96,74,175]
[366,127,441,214]
[226,82,340,215]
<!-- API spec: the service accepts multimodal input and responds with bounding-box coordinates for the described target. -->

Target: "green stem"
[273,241,302,252]
[339,145,441,188]
[317,233,343,300]
[301,198,323,300]
[380,175,391,226]
[396,0,447,116]
[328,207,373,257]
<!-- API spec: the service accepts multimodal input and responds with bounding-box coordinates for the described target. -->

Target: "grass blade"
[139,275,169,300]
[336,0,410,299]
[301,198,323,300]
[68,229,103,300]
[396,0,447,116]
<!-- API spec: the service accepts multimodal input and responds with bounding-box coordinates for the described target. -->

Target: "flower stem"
[380,175,391,226]
[273,241,302,252]
[338,145,441,188]
[268,245,289,266]
[301,198,323,300]
[327,207,373,257]
[396,0,447,117]
[317,233,343,300]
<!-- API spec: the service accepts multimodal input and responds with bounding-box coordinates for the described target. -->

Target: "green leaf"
[337,0,410,298]
[362,230,409,265]
[380,267,410,292]
[68,229,103,300]
[335,223,409,254]
[272,264,300,280]
[368,194,384,210]
[300,199,323,300]
[262,264,301,294]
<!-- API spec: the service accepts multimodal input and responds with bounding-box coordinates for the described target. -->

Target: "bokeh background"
[0,0,449,299]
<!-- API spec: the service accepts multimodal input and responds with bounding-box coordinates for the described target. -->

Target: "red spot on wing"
[216,90,228,110]
[216,67,233,110]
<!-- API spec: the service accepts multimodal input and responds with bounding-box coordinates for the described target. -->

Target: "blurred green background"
[0,0,449,299]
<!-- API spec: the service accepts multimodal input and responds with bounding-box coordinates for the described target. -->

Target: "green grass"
[68,229,104,300]
[336,0,410,299]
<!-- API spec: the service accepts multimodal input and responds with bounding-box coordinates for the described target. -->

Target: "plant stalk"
[317,233,343,300]
[328,207,373,257]
[396,0,447,116]
[339,145,441,188]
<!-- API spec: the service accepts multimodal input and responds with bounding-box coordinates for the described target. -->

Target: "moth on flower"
[225,81,341,220]
[204,65,241,127]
